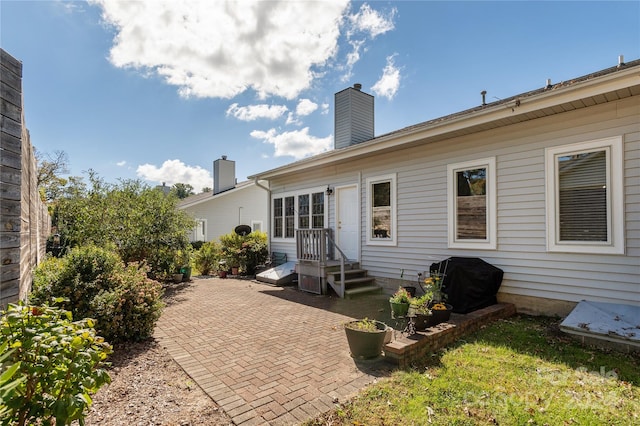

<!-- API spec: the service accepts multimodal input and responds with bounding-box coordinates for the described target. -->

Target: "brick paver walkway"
[154,277,395,425]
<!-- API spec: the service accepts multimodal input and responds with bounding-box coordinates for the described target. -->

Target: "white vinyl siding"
[545,136,624,254]
[264,96,639,307]
[179,183,268,244]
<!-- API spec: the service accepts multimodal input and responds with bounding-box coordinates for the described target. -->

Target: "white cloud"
[93,0,350,100]
[226,103,288,121]
[340,4,396,82]
[285,98,319,125]
[136,159,212,192]
[347,3,396,38]
[250,128,332,159]
[296,99,318,116]
[285,112,301,126]
[371,55,401,100]
[321,103,330,114]
[116,160,127,166]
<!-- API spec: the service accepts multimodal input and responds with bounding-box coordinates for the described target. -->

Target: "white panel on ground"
[256,261,297,286]
[559,300,640,348]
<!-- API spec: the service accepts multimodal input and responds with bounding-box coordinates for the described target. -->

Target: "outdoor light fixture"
[326,185,333,196]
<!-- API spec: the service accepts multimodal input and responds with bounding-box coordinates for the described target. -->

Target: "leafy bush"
[30,245,164,343]
[219,231,268,275]
[193,241,222,275]
[0,302,112,426]
[51,172,194,276]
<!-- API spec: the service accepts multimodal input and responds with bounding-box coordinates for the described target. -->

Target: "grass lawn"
[308,314,639,425]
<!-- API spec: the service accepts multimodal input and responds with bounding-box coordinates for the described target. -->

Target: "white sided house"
[249,59,640,316]
[179,157,269,242]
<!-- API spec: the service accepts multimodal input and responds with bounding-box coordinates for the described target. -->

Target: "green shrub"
[30,245,164,343]
[0,302,112,426]
[193,241,222,275]
[219,231,268,275]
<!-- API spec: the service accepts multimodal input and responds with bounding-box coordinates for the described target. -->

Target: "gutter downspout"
[253,178,271,253]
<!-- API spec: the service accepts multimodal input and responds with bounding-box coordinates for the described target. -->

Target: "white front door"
[336,185,359,261]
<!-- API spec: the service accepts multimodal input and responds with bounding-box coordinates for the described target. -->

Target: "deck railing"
[296,228,334,262]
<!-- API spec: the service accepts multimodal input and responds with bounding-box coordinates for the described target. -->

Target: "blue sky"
[2,1,639,192]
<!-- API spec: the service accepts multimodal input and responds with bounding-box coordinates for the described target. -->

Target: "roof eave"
[249,64,639,181]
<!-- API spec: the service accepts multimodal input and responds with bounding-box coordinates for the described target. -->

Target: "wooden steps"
[326,267,381,298]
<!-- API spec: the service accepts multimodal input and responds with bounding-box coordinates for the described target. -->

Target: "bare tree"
[36,148,70,202]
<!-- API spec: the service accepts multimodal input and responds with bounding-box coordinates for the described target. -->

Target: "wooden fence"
[1,49,51,308]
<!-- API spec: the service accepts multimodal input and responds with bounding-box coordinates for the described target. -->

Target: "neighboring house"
[179,156,269,242]
[249,57,640,316]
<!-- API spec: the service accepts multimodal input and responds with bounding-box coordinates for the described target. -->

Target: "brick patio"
[154,277,514,425]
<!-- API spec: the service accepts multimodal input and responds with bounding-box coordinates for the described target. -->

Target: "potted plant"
[217,260,228,278]
[389,286,411,318]
[343,318,388,359]
[408,293,432,331]
[176,247,193,281]
[423,271,453,325]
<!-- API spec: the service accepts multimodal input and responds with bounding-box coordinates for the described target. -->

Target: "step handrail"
[325,232,348,298]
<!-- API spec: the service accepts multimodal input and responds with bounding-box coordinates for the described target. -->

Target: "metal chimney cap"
[353,83,362,90]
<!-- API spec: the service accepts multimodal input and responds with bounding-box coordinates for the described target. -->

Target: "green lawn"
[308,315,639,425]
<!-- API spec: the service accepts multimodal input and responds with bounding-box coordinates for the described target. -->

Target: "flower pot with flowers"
[423,271,453,325]
[389,286,411,318]
[408,293,432,331]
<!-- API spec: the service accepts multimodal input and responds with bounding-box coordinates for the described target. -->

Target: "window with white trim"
[366,174,396,246]
[272,190,326,239]
[545,136,624,254]
[284,196,295,238]
[273,198,283,238]
[447,158,496,249]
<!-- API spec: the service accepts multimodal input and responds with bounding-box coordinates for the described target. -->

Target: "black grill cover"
[430,257,503,314]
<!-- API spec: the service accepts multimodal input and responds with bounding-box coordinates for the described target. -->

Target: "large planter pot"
[344,320,388,359]
[426,302,453,327]
[389,301,410,318]
[172,273,183,283]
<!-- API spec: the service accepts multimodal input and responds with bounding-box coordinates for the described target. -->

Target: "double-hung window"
[284,196,295,238]
[366,174,396,246]
[297,192,325,229]
[447,158,497,249]
[545,136,624,254]
[273,198,283,238]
